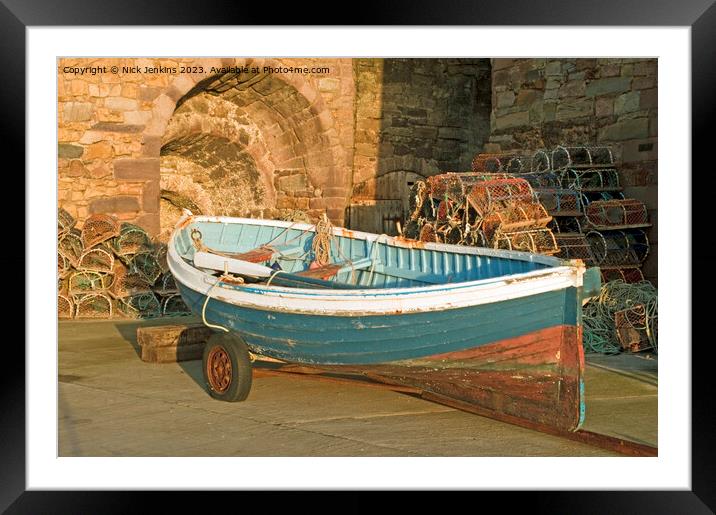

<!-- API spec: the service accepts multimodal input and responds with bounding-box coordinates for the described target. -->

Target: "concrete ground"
[58,317,657,457]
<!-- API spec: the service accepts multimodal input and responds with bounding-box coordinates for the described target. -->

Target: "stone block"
[559,80,586,98]
[105,97,139,111]
[66,160,88,177]
[545,61,562,76]
[632,76,656,90]
[515,89,539,105]
[495,110,530,130]
[123,110,153,125]
[277,174,308,192]
[58,143,84,159]
[621,138,657,163]
[598,118,649,141]
[113,158,160,180]
[83,141,113,160]
[89,195,140,214]
[142,135,162,157]
[496,90,515,108]
[142,180,160,212]
[639,88,658,110]
[585,77,632,97]
[595,97,614,117]
[556,98,593,121]
[614,91,641,115]
[63,102,94,122]
[90,122,145,133]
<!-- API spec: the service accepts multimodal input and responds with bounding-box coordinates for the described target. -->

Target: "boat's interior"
[176,220,556,289]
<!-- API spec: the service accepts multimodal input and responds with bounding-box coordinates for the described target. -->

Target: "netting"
[614,304,657,352]
[585,199,650,228]
[493,228,559,255]
[554,233,596,264]
[482,202,551,240]
[58,208,76,237]
[80,214,121,248]
[161,293,191,316]
[466,178,535,216]
[582,280,657,354]
[512,171,561,189]
[549,216,586,234]
[154,243,170,274]
[601,267,645,283]
[153,272,178,296]
[130,251,163,284]
[108,260,152,298]
[58,228,84,268]
[117,292,161,319]
[419,223,439,243]
[534,188,584,215]
[68,270,111,294]
[111,222,153,257]
[551,145,614,170]
[77,244,115,273]
[471,153,512,173]
[530,149,552,173]
[58,253,71,279]
[58,293,74,319]
[586,229,649,266]
[558,168,620,191]
[73,292,114,319]
[403,219,421,240]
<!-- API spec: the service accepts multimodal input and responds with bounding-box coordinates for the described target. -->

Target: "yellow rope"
[311,213,333,266]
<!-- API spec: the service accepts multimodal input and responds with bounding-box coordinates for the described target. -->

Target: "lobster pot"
[58,253,71,279]
[58,293,74,319]
[554,233,597,265]
[585,199,650,228]
[466,178,535,216]
[551,145,614,170]
[117,292,161,319]
[111,223,153,257]
[80,213,121,248]
[73,292,113,319]
[531,149,552,173]
[435,223,465,245]
[559,168,620,191]
[108,261,152,298]
[493,228,560,255]
[68,270,112,294]
[58,228,84,268]
[153,272,178,296]
[419,223,439,243]
[161,293,191,316]
[549,216,587,234]
[614,304,657,353]
[512,171,561,189]
[427,173,469,202]
[403,219,421,240]
[587,229,649,266]
[471,153,512,173]
[77,244,115,273]
[482,202,551,241]
[130,251,163,284]
[600,267,645,283]
[436,199,459,223]
[535,189,584,215]
[57,207,76,237]
[154,243,170,273]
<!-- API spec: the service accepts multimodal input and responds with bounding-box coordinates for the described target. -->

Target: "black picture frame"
[6,1,711,512]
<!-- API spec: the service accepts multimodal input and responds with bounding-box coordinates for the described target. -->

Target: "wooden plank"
[137,324,213,363]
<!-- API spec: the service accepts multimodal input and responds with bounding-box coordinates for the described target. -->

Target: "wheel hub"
[207,346,232,393]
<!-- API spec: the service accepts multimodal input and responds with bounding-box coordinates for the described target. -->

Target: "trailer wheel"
[202,332,253,402]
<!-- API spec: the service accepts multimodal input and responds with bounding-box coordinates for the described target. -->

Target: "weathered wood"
[137,324,213,363]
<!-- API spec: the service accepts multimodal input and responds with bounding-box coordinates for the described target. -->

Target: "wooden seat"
[228,244,303,264]
[294,257,374,281]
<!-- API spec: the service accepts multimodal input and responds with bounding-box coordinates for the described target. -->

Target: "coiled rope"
[582,279,658,354]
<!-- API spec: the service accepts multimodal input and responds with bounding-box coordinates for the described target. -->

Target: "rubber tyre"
[202,332,253,402]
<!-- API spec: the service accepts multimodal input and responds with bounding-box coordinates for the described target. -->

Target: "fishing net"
[107,261,152,298]
[73,292,113,319]
[466,178,535,217]
[582,280,657,354]
[493,228,559,255]
[601,267,645,284]
[80,213,121,248]
[77,244,115,273]
[513,171,561,189]
[534,189,584,215]
[482,202,551,241]
[554,233,596,265]
[585,199,650,228]
[57,207,76,237]
[111,223,153,257]
[471,153,509,173]
[153,272,178,296]
[403,219,421,240]
[58,228,84,268]
[427,173,469,202]
[154,243,170,273]
[549,216,587,234]
[587,229,649,266]
[614,304,656,352]
[161,293,191,316]
[435,222,464,245]
[130,251,163,284]
[530,149,552,173]
[558,168,620,191]
[68,270,111,294]
[58,253,71,279]
[58,293,74,319]
[419,223,439,243]
[117,292,161,319]
[551,145,614,170]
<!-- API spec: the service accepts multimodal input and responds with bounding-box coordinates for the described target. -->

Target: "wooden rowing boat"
[168,211,601,431]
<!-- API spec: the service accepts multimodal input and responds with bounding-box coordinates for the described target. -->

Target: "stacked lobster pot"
[57,208,191,320]
[404,165,558,254]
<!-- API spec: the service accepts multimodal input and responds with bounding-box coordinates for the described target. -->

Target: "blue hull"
[179,283,579,365]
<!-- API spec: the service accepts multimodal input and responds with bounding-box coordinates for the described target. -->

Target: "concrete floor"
[58,317,657,457]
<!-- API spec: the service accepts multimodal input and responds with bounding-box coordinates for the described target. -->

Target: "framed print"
[5,0,712,511]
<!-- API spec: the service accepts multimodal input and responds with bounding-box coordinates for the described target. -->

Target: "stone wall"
[486,58,658,282]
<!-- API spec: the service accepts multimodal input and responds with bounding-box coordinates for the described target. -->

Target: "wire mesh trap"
[614,304,657,353]
[512,171,562,189]
[554,233,597,265]
[549,216,587,234]
[551,145,614,170]
[111,223,153,257]
[585,199,650,229]
[534,189,584,216]
[58,281,74,319]
[154,272,178,296]
[600,267,645,284]
[73,292,114,319]
[161,293,191,316]
[466,178,536,216]
[80,214,121,248]
[530,149,552,173]
[558,168,621,191]
[586,229,650,266]
[68,270,112,294]
[130,251,163,284]
[77,244,115,273]
[419,223,439,243]
[58,228,84,268]
[154,243,170,274]
[108,261,152,298]
[471,153,514,173]
[482,202,551,241]
[117,292,161,319]
[57,208,76,237]
[58,253,71,279]
[493,228,559,255]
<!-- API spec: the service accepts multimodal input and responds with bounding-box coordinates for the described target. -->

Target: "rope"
[201,277,230,333]
[582,279,658,354]
[311,213,333,266]
[266,269,287,287]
